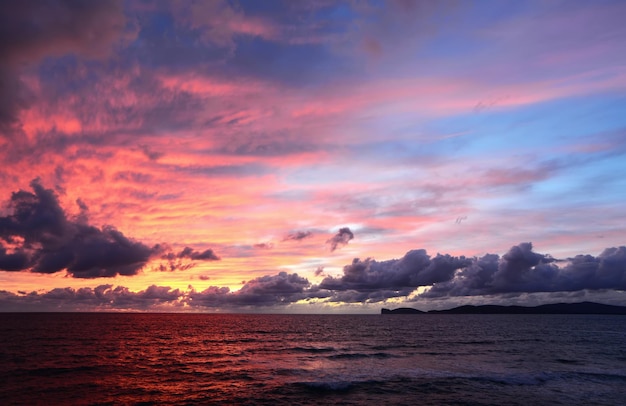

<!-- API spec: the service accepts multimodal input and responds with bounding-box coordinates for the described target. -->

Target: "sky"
[0,0,625,313]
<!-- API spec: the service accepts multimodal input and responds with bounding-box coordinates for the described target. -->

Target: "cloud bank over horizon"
[2,235,625,311]
[1,182,624,312]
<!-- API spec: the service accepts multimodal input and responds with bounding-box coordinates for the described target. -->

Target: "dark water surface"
[1,313,625,405]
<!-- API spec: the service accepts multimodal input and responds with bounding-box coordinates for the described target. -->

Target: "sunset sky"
[1,0,625,312]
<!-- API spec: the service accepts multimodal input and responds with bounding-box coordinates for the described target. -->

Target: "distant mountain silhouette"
[381,302,626,315]
[381,307,424,314]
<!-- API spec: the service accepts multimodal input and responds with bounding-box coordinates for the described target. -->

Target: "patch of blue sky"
[324,1,356,21]
[405,1,536,65]
[485,151,626,215]
[339,115,462,166]
[569,154,626,197]
[464,0,535,25]
[348,139,440,164]
[416,36,484,64]
[424,94,626,159]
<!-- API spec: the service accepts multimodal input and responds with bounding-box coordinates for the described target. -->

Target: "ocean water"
[1,313,625,405]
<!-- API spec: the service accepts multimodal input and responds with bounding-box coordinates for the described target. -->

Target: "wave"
[370,343,425,351]
[294,380,356,392]
[289,346,337,353]
[16,365,99,377]
[554,358,583,365]
[574,371,626,382]
[326,352,397,360]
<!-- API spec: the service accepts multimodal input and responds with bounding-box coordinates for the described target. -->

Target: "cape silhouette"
[381,302,626,315]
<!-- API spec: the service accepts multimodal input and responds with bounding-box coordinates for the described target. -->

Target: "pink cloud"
[171,0,278,48]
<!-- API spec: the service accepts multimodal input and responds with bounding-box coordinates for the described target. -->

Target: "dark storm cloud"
[0,247,30,271]
[314,242,626,303]
[0,276,390,310]
[39,225,155,278]
[326,227,354,252]
[421,243,626,298]
[90,285,183,308]
[0,179,154,277]
[187,286,232,307]
[283,230,313,241]
[189,272,313,307]
[0,284,183,311]
[238,272,310,296]
[0,0,127,133]
[325,287,416,303]
[319,250,470,292]
[0,181,218,277]
[0,276,331,310]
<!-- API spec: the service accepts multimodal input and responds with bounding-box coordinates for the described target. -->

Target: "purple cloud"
[326,227,354,252]
[0,181,218,277]
[421,243,626,298]
[0,284,183,311]
[0,0,128,134]
[319,250,470,292]
[283,230,313,242]
[1,242,626,310]
[189,272,314,307]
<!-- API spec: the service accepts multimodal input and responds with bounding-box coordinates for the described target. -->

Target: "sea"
[1,313,625,405]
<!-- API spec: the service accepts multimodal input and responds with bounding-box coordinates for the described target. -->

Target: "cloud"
[315,242,626,303]
[235,271,311,304]
[175,247,220,261]
[172,0,277,48]
[0,284,183,311]
[187,286,231,307]
[0,0,128,134]
[421,243,626,298]
[0,246,30,271]
[324,287,416,304]
[189,271,314,307]
[1,242,625,310]
[283,230,313,241]
[0,180,156,277]
[352,0,459,58]
[157,246,220,272]
[0,181,218,277]
[139,145,164,161]
[319,250,470,292]
[113,171,154,183]
[326,227,354,252]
